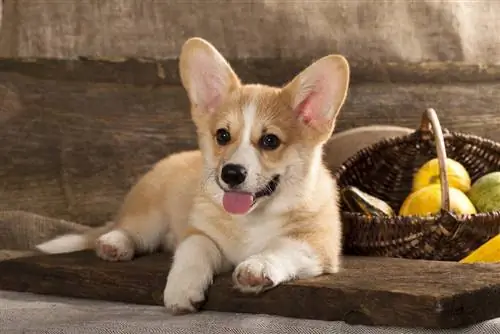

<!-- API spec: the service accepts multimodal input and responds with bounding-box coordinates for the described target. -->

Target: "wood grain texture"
[1,71,500,226]
[2,58,500,86]
[1,251,500,329]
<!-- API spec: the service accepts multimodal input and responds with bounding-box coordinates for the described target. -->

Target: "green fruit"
[341,186,394,217]
[467,172,500,213]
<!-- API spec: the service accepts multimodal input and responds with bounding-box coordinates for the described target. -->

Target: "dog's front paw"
[95,230,134,262]
[163,271,206,315]
[233,257,275,294]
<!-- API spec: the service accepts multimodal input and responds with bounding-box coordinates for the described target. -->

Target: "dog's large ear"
[282,55,350,134]
[179,38,241,113]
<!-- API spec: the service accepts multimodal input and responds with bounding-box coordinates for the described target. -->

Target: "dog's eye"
[215,128,231,145]
[259,134,281,150]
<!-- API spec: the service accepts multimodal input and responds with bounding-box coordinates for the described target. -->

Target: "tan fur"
[36,37,350,314]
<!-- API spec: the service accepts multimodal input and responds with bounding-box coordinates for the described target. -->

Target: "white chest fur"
[193,212,284,265]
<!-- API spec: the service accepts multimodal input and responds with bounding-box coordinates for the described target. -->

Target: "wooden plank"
[1,58,500,86]
[1,71,500,225]
[1,251,500,329]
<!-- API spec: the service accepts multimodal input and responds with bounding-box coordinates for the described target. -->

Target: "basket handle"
[418,108,450,212]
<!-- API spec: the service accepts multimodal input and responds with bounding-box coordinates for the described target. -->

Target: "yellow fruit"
[399,184,477,216]
[460,234,500,263]
[413,158,471,193]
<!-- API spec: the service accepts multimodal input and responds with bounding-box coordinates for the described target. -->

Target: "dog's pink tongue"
[223,192,254,215]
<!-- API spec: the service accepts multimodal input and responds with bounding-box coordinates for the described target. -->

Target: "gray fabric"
[1,0,499,64]
[0,290,498,334]
[0,211,91,261]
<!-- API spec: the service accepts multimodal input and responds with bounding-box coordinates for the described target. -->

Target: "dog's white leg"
[233,237,326,294]
[163,234,226,314]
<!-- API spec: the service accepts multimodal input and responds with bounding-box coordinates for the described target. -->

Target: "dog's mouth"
[219,175,280,215]
[255,175,280,198]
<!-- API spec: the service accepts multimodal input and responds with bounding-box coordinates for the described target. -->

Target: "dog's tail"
[35,221,115,254]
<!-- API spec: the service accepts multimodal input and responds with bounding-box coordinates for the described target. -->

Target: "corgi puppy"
[36,37,350,314]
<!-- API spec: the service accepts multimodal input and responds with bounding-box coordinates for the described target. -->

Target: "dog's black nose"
[221,164,247,187]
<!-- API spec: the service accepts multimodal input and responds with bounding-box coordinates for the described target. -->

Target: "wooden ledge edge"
[1,251,500,329]
[0,58,499,86]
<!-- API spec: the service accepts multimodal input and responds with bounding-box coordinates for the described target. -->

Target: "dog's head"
[179,37,349,216]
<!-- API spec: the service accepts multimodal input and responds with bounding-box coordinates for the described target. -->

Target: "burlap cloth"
[1,289,500,334]
[1,0,499,64]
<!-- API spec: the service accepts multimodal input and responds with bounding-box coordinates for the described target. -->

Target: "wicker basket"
[335,108,500,261]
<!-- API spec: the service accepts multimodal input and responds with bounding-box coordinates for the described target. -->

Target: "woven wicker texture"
[335,109,500,261]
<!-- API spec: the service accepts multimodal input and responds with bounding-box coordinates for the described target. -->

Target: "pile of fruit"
[341,158,500,263]
[341,157,500,218]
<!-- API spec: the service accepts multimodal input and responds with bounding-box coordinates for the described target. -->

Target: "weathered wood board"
[2,58,500,86]
[2,71,500,226]
[1,251,500,329]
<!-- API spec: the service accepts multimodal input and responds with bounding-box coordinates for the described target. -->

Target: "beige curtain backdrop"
[0,0,499,64]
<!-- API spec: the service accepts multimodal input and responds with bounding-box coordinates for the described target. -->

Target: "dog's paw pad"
[233,258,274,294]
[95,230,134,262]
